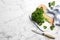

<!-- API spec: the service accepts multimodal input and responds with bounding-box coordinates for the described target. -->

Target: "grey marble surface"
[0,0,60,40]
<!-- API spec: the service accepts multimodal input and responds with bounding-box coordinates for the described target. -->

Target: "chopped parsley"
[31,7,44,26]
[48,1,55,7]
[50,25,55,30]
[43,26,47,29]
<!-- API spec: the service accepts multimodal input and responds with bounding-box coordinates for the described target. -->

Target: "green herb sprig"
[43,26,47,29]
[50,25,55,30]
[31,7,44,25]
[48,1,55,7]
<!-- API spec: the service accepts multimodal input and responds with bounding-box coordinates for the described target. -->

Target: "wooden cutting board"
[38,4,54,25]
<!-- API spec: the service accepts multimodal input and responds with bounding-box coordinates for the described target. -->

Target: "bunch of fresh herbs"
[31,1,55,30]
[31,7,44,25]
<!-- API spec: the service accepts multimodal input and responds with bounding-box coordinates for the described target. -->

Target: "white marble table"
[0,0,60,40]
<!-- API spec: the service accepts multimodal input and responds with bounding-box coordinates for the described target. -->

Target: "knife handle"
[43,32,55,39]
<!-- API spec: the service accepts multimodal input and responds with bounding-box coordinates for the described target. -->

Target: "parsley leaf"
[50,25,55,30]
[48,1,55,7]
[43,26,47,29]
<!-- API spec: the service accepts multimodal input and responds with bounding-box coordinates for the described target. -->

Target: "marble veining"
[0,0,60,40]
